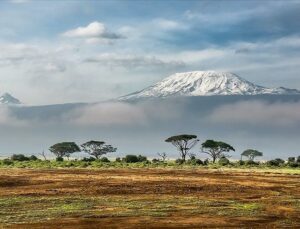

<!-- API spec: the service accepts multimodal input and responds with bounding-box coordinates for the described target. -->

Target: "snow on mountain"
[0,93,21,105]
[119,71,300,100]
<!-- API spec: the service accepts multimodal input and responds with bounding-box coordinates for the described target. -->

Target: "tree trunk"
[212,156,216,163]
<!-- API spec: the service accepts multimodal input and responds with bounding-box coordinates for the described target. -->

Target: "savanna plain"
[0,167,299,228]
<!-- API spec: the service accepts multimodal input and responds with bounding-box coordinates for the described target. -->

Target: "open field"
[0,168,299,228]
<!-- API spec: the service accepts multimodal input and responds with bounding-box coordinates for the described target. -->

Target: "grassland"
[0,167,299,228]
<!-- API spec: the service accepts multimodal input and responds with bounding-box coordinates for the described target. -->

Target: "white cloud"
[154,19,185,30]
[62,21,124,43]
[209,101,300,127]
[84,53,185,70]
[0,106,27,126]
[67,102,147,126]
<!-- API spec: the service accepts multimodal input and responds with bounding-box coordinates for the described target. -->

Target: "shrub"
[274,158,285,164]
[195,159,203,165]
[56,157,64,162]
[218,156,230,166]
[288,157,295,163]
[81,157,96,162]
[203,159,209,165]
[297,156,300,163]
[245,160,259,166]
[29,155,38,161]
[137,155,147,162]
[2,159,13,165]
[175,158,185,164]
[288,162,298,168]
[115,157,121,162]
[152,158,160,163]
[237,160,245,166]
[267,159,284,166]
[100,157,110,163]
[123,155,139,163]
[11,154,29,161]
[187,158,203,165]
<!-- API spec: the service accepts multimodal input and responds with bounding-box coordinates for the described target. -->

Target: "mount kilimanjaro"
[119,71,300,100]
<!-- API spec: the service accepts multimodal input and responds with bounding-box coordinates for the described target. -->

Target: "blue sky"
[0,0,300,104]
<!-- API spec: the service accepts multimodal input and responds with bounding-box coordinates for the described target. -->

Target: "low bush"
[152,158,160,163]
[122,155,147,163]
[56,157,64,162]
[123,155,139,163]
[175,159,185,164]
[237,160,245,166]
[187,158,203,165]
[115,157,121,162]
[287,162,298,168]
[288,157,295,163]
[29,155,38,161]
[266,158,286,167]
[81,157,96,162]
[137,155,147,162]
[2,159,13,166]
[245,160,259,166]
[11,154,29,161]
[100,157,110,163]
[218,157,230,166]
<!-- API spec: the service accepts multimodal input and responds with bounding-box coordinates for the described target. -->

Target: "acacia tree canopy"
[201,140,235,163]
[81,140,117,159]
[165,134,199,161]
[49,142,81,158]
[241,149,263,161]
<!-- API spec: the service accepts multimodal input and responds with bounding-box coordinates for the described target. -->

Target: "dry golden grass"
[0,168,299,228]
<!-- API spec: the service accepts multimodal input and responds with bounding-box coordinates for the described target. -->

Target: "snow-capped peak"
[0,93,21,105]
[119,71,300,100]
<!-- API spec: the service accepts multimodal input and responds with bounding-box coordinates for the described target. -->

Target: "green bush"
[288,157,295,163]
[100,157,110,163]
[122,155,147,163]
[288,162,298,168]
[267,159,283,166]
[297,156,300,163]
[245,160,259,166]
[2,159,13,166]
[187,158,203,165]
[137,155,147,162]
[123,155,139,163]
[203,159,209,165]
[218,156,230,166]
[11,154,29,161]
[29,155,38,161]
[115,157,121,162]
[81,157,96,162]
[175,159,185,164]
[152,158,160,163]
[237,160,245,166]
[56,157,64,162]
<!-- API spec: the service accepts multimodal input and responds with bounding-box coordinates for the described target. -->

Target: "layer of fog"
[1,95,300,160]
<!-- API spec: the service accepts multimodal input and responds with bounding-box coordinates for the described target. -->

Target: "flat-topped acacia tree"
[241,149,263,161]
[81,140,117,159]
[165,134,199,161]
[49,142,81,159]
[201,140,235,163]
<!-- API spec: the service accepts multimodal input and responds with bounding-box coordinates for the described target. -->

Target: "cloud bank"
[209,101,300,127]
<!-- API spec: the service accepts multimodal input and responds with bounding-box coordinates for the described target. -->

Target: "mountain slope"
[119,71,300,100]
[0,93,21,105]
